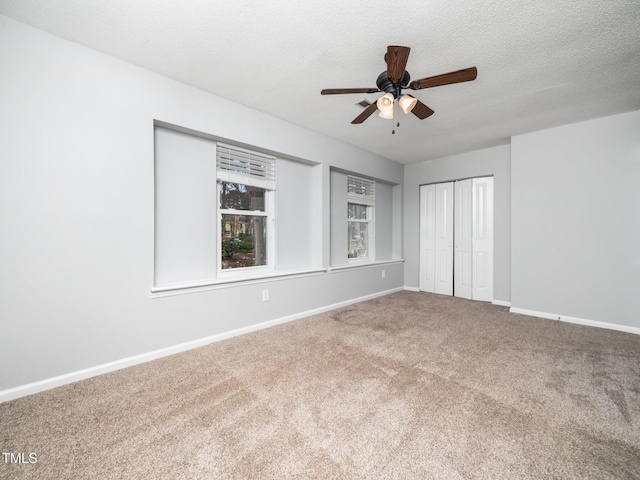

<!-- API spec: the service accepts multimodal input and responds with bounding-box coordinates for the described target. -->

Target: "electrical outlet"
[381,270,386,279]
[262,289,269,302]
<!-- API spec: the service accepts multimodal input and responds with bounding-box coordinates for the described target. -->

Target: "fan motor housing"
[376,70,411,98]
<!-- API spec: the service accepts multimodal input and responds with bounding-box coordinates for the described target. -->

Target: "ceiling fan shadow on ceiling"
[321,46,477,126]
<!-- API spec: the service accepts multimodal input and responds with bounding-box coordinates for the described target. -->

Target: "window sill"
[328,259,404,273]
[151,267,326,298]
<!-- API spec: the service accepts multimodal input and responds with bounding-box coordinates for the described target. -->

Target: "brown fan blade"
[321,88,380,95]
[387,45,411,83]
[411,100,435,120]
[409,67,477,90]
[351,102,378,124]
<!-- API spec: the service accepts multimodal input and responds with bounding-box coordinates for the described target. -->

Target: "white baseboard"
[0,287,404,404]
[404,286,420,292]
[492,299,511,307]
[509,307,640,335]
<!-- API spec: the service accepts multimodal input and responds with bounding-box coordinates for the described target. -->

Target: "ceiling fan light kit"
[321,45,477,125]
[377,93,395,118]
[398,94,417,114]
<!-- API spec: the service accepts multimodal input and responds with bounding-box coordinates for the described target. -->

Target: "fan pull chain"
[392,105,396,134]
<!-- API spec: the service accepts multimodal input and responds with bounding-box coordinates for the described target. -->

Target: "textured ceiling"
[1,0,639,164]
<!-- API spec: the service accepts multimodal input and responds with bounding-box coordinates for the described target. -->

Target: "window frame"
[216,144,277,278]
[346,175,375,264]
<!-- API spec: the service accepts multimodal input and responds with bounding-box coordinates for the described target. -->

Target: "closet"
[419,177,493,301]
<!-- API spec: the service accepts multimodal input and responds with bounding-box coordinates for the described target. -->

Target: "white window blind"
[217,143,276,189]
[347,175,375,206]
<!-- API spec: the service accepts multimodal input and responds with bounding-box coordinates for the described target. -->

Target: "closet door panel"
[454,179,472,299]
[419,184,436,292]
[434,182,454,295]
[472,177,494,301]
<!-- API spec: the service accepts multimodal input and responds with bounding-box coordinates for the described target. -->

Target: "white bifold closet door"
[454,179,473,299]
[419,182,453,294]
[419,177,493,301]
[470,177,494,301]
[419,184,436,293]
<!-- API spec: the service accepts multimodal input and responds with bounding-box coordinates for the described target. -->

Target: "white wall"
[403,145,512,303]
[154,127,218,285]
[511,110,640,329]
[374,182,394,261]
[329,170,348,267]
[0,16,404,394]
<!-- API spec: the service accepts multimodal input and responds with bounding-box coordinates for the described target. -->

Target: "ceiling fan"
[321,46,477,125]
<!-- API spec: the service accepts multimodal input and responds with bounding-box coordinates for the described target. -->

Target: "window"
[216,144,276,272]
[347,175,375,261]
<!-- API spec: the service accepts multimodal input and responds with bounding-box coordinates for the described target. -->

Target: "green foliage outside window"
[222,234,254,261]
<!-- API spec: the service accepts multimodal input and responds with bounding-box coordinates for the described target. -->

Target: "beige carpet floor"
[1,291,639,479]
